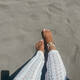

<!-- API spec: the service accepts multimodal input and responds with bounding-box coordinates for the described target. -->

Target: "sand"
[0,0,80,80]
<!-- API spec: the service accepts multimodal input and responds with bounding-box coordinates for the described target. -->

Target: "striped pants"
[13,50,66,80]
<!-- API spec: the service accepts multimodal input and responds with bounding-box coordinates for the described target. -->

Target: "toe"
[41,40,44,44]
[37,41,42,47]
[40,40,44,45]
[43,28,46,32]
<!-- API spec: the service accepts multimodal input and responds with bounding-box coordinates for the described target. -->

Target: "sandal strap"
[47,42,56,48]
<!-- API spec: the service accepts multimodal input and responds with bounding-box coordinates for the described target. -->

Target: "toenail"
[43,28,46,31]
[41,40,43,41]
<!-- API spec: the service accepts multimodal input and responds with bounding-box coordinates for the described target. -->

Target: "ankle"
[39,49,44,53]
[47,42,56,51]
[48,46,56,51]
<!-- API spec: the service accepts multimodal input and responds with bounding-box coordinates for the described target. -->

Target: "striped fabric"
[45,50,66,80]
[13,50,67,80]
[13,51,44,80]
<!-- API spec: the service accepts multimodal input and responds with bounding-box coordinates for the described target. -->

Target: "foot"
[42,29,56,51]
[35,40,44,53]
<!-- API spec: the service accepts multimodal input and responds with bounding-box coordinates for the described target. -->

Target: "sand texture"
[0,0,80,80]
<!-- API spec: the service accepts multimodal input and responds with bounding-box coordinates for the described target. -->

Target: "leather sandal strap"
[47,42,56,48]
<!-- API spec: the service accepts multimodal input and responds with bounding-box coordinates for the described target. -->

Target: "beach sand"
[0,0,80,80]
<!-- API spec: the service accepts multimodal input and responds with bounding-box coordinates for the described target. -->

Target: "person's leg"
[46,50,66,80]
[42,29,67,80]
[13,40,45,80]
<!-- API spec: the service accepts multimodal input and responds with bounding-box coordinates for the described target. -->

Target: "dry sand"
[0,0,80,80]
